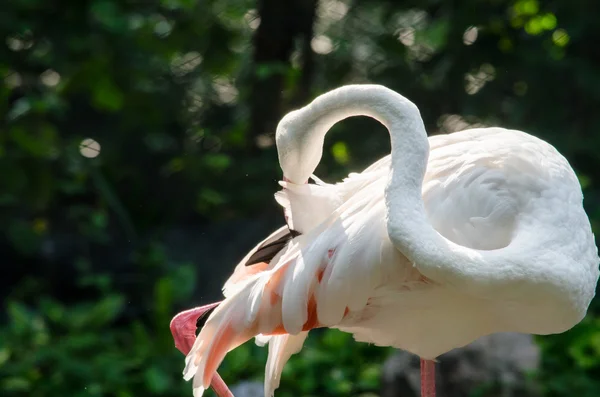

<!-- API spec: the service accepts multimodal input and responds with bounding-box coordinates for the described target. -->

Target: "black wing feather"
[195,305,217,336]
[244,228,301,266]
[196,230,301,334]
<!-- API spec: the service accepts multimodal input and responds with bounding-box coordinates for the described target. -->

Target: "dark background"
[2,0,600,396]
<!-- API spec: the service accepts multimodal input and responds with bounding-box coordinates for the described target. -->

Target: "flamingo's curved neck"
[275,85,591,327]
[275,84,434,264]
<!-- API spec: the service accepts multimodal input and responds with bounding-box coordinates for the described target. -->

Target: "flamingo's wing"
[181,174,420,395]
[423,128,542,251]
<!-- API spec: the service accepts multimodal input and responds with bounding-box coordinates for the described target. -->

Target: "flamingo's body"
[171,85,599,397]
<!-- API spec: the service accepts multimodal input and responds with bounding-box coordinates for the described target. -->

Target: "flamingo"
[170,85,599,397]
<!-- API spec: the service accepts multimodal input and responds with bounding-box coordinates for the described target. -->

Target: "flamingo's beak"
[171,302,234,397]
[170,301,221,355]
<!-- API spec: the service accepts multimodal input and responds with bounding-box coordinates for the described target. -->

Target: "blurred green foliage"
[0,265,391,397]
[2,0,600,396]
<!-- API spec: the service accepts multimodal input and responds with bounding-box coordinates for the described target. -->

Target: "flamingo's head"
[276,107,326,185]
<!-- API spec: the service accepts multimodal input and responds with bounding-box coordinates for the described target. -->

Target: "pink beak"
[170,302,233,397]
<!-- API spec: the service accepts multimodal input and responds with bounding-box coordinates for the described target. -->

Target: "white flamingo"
[170,85,599,397]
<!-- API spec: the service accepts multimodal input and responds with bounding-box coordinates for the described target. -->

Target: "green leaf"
[144,366,171,393]
[92,78,124,111]
[540,13,557,30]
[90,0,126,32]
[2,377,31,392]
[197,188,225,207]
[9,125,58,158]
[7,302,34,331]
[203,153,232,171]
[170,264,196,302]
[89,294,125,326]
[91,210,108,229]
[578,174,592,190]
[7,98,31,121]
[331,141,350,165]
[358,364,381,389]
[154,277,173,322]
[513,0,539,16]
[418,18,450,50]
[552,29,570,47]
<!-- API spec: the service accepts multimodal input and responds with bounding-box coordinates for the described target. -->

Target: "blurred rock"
[381,333,540,397]
[230,381,265,397]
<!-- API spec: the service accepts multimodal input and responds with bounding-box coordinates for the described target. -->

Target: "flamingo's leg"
[420,358,436,397]
[209,372,234,397]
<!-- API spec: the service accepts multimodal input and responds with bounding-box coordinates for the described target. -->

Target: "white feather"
[264,332,308,397]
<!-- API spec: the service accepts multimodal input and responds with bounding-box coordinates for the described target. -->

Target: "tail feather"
[184,241,325,392]
[264,332,309,397]
[202,321,236,386]
[192,374,205,397]
[184,268,286,390]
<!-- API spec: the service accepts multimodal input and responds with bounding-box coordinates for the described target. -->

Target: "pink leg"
[420,358,436,397]
[171,302,234,397]
[210,371,234,397]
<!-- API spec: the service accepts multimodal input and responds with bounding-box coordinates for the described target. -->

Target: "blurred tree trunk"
[249,0,318,146]
[290,0,318,107]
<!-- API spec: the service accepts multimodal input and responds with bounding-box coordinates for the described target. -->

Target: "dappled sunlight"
[212,78,239,104]
[437,114,487,134]
[312,35,334,55]
[39,69,60,87]
[464,64,496,95]
[4,72,22,88]
[79,138,101,159]
[463,26,478,46]
[171,52,203,77]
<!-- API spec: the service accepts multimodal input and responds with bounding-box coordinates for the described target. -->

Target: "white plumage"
[174,85,599,397]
